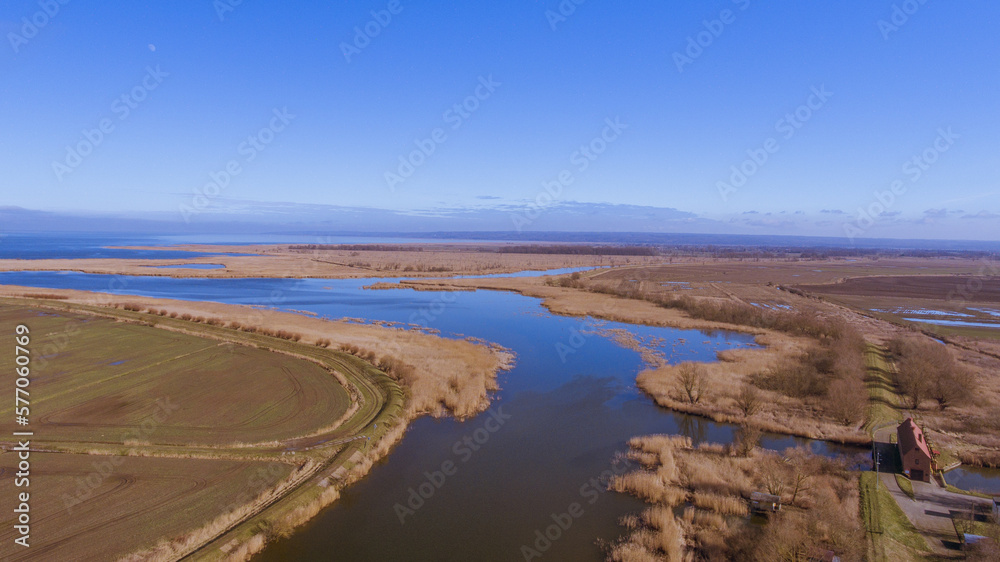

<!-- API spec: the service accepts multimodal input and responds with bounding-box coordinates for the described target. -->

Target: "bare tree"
[761,456,786,497]
[826,376,867,426]
[733,424,762,457]
[736,384,763,417]
[892,337,972,411]
[677,362,706,404]
[753,511,813,562]
[929,365,973,410]
[785,447,822,505]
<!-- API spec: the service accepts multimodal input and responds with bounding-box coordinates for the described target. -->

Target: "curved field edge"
[0,307,355,449]
[0,295,495,562]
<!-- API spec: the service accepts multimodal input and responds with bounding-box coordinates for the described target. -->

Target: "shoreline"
[0,243,645,280]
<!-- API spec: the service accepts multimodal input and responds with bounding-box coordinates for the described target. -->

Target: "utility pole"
[875,449,880,486]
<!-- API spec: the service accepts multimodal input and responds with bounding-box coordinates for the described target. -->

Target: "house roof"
[897,417,932,459]
[807,547,839,562]
[751,492,781,502]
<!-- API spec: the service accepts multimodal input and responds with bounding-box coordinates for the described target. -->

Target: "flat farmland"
[591,257,995,286]
[0,298,404,560]
[794,274,1000,302]
[0,452,291,562]
[793,275,1000,338]
[0,306,352,447]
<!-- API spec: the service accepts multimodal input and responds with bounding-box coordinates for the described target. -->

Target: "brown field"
[792,274,1000,340]
[0,306,353,448]
[795,274,1000,302]
[0,452,290,562]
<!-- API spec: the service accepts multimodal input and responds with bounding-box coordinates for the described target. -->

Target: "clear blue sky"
[2,1,998,239]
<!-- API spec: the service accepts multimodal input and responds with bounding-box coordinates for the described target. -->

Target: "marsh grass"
[607,434,863,561]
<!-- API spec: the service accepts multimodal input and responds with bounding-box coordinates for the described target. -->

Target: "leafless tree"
[736,384,763,417]
[891,337,972,411]
[677,362,706,404]
[826,376,867,426]
[785,447,822,505]
[733,424,762,457]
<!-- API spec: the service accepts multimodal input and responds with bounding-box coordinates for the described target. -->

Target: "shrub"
[735,385,762,417]
[826,376,867,426]
[889,336,972,410]
[676,362,706,404]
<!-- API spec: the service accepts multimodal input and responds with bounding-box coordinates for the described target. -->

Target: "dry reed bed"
[635,345,870,445]
[608,435,863,561]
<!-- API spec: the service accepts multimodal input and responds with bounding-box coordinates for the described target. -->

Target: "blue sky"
[1,1,998,239]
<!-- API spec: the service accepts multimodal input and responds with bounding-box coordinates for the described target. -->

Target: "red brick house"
[897,418,933,482]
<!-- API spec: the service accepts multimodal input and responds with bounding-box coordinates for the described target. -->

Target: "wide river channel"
[0,269,995,561]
